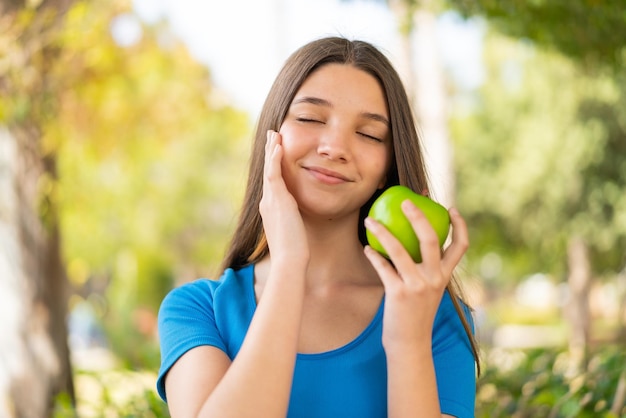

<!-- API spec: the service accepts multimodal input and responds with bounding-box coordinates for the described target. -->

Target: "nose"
[317,127,350,162]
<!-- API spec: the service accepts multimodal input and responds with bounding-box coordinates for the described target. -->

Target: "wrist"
[269,253,309,271]
[383,340,432,360]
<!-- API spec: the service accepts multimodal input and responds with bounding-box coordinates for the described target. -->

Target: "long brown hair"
[220,36,480,373]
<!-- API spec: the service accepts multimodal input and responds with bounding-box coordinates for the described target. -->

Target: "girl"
[157,36,479,418]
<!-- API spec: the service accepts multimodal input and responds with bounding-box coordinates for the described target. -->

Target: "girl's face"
[278,63,392,221]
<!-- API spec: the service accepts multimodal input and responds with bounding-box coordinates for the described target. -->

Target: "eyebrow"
[292,96,330,107]
[292,96,390,127]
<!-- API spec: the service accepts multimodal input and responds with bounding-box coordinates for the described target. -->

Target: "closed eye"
[358,132,384,142]
[296,117,324,124]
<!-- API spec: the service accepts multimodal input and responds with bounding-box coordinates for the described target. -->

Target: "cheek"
[372,150,392,188]
[278,125,308,157]
[279,130,296,154]
[277,126,301,181]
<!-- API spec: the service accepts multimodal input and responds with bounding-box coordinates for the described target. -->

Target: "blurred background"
[0,0,624,417]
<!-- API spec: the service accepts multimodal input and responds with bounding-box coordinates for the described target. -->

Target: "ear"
[421,188,429,197]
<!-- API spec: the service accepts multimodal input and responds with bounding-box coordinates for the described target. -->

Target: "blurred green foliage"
[451,0,626,69]
[53,370,170,417]
[475,345,626,417]
[451,28,626,281]
[7,0,253,369]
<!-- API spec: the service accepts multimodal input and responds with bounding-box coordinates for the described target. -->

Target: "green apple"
[366,185,450,263]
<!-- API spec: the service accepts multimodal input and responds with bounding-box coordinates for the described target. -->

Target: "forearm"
[198,262,307,418]
[385,344,441,418]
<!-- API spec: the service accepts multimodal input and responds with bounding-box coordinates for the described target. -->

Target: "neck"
[300,214,379,289]
[255,213,381,291]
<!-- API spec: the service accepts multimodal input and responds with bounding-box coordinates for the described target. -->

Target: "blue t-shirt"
[157,264,476,417]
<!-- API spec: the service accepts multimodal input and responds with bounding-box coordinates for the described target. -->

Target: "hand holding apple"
[366,185,450,263]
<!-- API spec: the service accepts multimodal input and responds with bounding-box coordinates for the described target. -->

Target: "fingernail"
[401,199,416,212]
[364,217,375,229]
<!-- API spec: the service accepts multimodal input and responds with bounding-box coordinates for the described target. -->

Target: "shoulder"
[435,290,474,331]
[432,290,475,357]
[433,291,477,418]
[156,264,256,401]
[159,264,254,316]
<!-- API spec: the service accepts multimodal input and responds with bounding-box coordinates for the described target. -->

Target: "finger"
[401,200,442,269]
[264,130,283,181]
[264,130,273,175]
[364,216,415,274]
[363,245,400,290]
[440,207,469,278]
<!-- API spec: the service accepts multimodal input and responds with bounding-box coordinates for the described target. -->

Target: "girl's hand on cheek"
[363,201,469,350]
[260,130,309,264]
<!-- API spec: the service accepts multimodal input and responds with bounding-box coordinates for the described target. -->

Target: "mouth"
[305,166,352,184]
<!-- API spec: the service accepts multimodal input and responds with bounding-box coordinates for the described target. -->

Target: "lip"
[305,165,352,184]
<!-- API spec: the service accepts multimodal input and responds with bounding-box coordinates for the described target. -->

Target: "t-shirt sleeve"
[156,279,226,402]
[432,291,477,418]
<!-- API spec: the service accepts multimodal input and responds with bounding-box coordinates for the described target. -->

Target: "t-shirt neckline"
[241,263,385,359]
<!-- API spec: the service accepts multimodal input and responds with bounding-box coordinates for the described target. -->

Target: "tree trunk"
[389,0,455,208]
[0,127,74,417]
[617,267,626,341]
[0,1,75,416]
[388,0,416,101]
[566,235,591,375]
[412,6,455,208]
